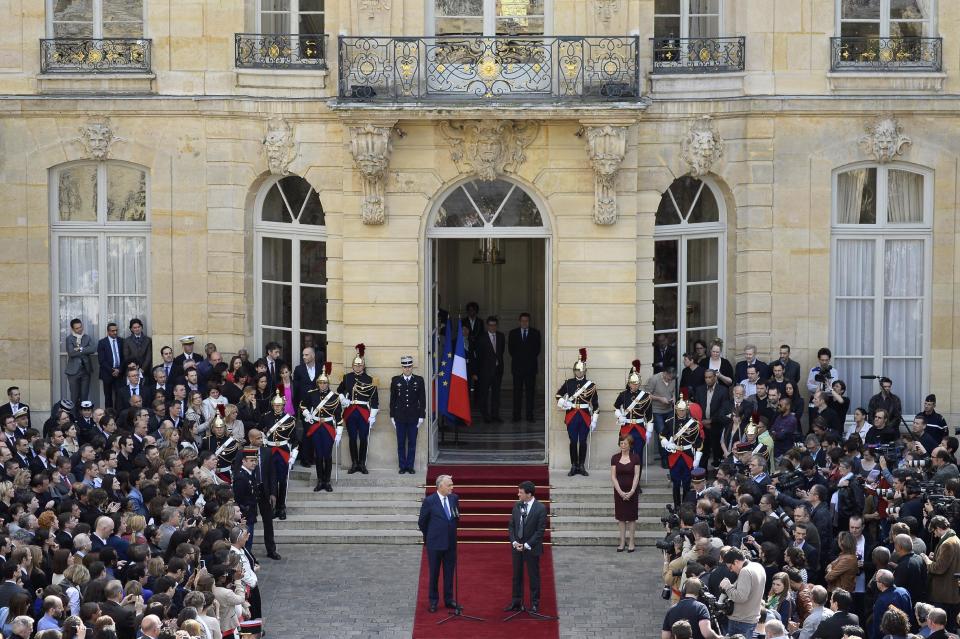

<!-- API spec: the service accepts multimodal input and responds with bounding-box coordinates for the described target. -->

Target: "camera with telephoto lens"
[775,470,805,495]
[875,488,897,499]
[868,443,905,467]
[656,529,693,552]
[699,591,734,621]
[814,364,833,383]
[774,506,796,533]
[660,503,681,530]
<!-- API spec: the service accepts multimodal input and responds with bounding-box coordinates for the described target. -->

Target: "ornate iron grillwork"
[235,33,328,69]
[830,36,942,71]
[651,36,745,74]
[40,38,151,73]
[338,35,639,101]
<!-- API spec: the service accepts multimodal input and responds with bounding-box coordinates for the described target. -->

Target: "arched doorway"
[425,177,551,464]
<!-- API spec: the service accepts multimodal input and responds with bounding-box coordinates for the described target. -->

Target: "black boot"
[348,463,359,474]
[568,442,578,476]
[314,459,324,491]
[359,439,369,474]
[277,482,287,520]
[348,437,359,473]
[323,457,334,491]
[578,441,589,475]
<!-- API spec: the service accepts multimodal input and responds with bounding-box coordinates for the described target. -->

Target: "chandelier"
[472,238,506,265]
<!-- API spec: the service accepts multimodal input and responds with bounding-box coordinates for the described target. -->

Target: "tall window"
[837,0,934,39]
[258,0,324,35]
[51,161,150,398]
[654,0,722,39]
[47,0,145,37]
[832,163,931,415]
[255,176,327,360]
[429,0,547,36]
[653,176,725,357]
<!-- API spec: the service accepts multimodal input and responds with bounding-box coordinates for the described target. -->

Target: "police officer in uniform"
[556,348,599,477]
[660,396,704,508]
[390,355,426,475]
[301,363,342,492]
[614,359,652,464]
[262,391,296,519]
[337,344,379,475]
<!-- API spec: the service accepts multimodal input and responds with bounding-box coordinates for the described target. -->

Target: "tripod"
[503,603,557,622]
[436,547,485,625]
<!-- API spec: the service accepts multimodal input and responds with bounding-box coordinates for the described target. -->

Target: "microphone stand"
[437,507,484,626]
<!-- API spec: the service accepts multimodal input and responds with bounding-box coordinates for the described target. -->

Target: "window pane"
[884,300,922,355]
[686,283,717,328]
[464,179,512,225]
[655,191,681,226]
[106,165,146,221]
[835,357,875,411]
[841,21,880,38]
[436,17,483,35]
[261,12,289,34]
[435,187,483,227]
[687,237,718,281]
[300,0,324,11]
[689,15,719,38]
[262,283,292,327]
[59,236,99,294]
[688,184,720,224]
[884,239,923,297]
[103,0,143,36]
[261,183,292,223]
[842,0,880,19]
[655,0,681,14]
[299,14,324,36]
[670,176,702,222]
[890,0,931,20]
[835,240,875,296]
[262,237,292,282]
[262,0,290,10]
[298,187,325,225]
[58,165,98,222]
[53,0,93,23]
[496,16,543,35]
[102,21,143,37]
[107,295,147,328]
[301,286,327,331]
[689,0,720,14]
[300,332,327,358]
[882,358,921,410]
[106,236,146,294]
[836,300,875,355]
[59,296,99,351]
[654,240,678,284]
[655,16,682,37]
[496,0,544,35]
[436,0,483,16]
[262,328,293,366]
[493,187,543,227]
[836,168,876,224]
[654,286,678,330]
[300,241,326,285]
[497,0,544,15]
[887,170,923,223]
[685,328,719,357]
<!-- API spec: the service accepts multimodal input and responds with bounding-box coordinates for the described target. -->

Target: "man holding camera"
[718,547,765,638]
[923,515,960,632]
[868,376,903,437]
[661,578,722,639]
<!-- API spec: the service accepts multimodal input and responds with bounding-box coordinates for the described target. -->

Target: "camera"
[875,488,897,499]
[660,585,672,600]
[909,459,931,469]
[774,506,796,533]
[814,364,833,384]
[700,591,734,620]
[775,470,805,494]
[868,443,904,467]
[660,503,681,530]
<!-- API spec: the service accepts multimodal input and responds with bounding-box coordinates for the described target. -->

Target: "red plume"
[632,359,641,372]
[578,348,587,363]
[217,404,226,417]
[324,361,332,375]
[277,383,284,394]
[355,343,365,357]
[751,411,759,423]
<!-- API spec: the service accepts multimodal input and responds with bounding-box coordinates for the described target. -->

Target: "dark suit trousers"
[512,372,536,420]
[511,548,541,605]
[427,547,456,605]
[67,372,91,407]
[479,372,502,419]
[102,375,121,409]
[251,492,277,554]
[705,420,724,464]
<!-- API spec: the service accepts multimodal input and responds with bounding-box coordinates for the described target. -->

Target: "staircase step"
[550,529,665,546]
[276,514,418,530]
[283,499,420,514]
[551,516,666,532]
[271,528,422,545]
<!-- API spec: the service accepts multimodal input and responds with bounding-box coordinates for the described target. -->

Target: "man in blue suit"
[97,322,124,409]
[418,474,459,613]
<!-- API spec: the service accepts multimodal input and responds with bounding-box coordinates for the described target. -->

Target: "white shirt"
[519,497,536,549]
[109,337,120,366]
[306,364,316,379]
[440,494,451,518]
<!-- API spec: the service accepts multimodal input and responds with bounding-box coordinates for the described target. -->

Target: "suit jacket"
[476,331,505,379]
[232,466,259,523]
[463,316,484,343]
[293,362,319,409]
[100,599,137,639]
[0,403,30,428]
[122,333,152,371]
[117,382,146,411]
[0,579,29,608]
[735,359,769,384]
[811,610,858,639]
[775,358,802,386]
[418,492,459,552]
[693,383,730,427]
[64,333,96,376]
[508,498,547,556]
[507,327,541,377]
[170,352,203,382]
[97,336,125,381]
[231,445,276,499]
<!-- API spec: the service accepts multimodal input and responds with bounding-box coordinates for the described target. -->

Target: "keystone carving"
[78,117,118,160]
[582,124,628,225]
[439,120,540,182]
[680,115,724,178]
[263,117,297,176]
[859,114,911,164]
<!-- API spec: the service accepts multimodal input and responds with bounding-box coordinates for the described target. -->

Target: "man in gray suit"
[122,318,152,373]
[505,480,547,613]
[64,318,96,408]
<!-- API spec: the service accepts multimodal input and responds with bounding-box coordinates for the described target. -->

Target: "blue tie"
[442,496,451,520]
[112,339,119,367]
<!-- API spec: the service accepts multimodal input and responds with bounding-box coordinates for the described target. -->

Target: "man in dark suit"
[694,369,730,467]
[117,367,146,411]
[506,481,547,613]
[652,333,676,375]
[97,322,124,409]
[507,313,541,423]
[734,344,768,384]
[121,318,152,372]
[418,474,459,612]
[170,336,202,382]
[811,587,859,639]
[263,341,287,391]
[65,318,97,408]
[0,386,30,429]
[0,561,28,608]
[292,345,319,469]
[232,440,281,560]
[389,356,426,474]
[100,579,141,639]
[475,316,505,423]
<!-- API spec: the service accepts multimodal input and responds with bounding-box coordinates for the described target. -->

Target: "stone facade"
[1,1,959,470]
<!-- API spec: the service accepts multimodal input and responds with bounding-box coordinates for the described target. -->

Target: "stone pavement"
[256,542,669,638]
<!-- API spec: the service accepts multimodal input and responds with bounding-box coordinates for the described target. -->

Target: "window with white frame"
[51,161,150,399]
[255,176,327,361]
[832,163,931,415]
[653,175,725,358]
[654,0,722,39]
[258,0,324,35]
[837,0,934,39]
[429,0,547,36]
[48,0,145,38]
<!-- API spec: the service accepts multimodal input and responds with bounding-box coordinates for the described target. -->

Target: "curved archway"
[426,176,552,237]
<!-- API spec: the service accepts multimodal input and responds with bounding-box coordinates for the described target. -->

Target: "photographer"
[867,377,902,439]
[719,547,766,637]
[922,515,960,632]
[929,448,959,486]
[661,578,722,639]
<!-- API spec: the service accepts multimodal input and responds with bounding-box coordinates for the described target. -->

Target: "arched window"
[51,160,150,399]
[653,175,725,364]
[254,175,326,359]
[831,163,931,414]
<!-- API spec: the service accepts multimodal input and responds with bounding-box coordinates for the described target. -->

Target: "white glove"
[590,414,598,432]
[646,428,653,443]
[556,397,567,409]
[339,394,349,408]
[693,451,702,467]
[391,418,396,428]
[416,418,424,429]
[662,439,677,453]
[562,399,573,410]
[301,408,312,420]
[334,425,343,446]
[369,408,378,431]
[615,409,626,426]
[287,447,299,470]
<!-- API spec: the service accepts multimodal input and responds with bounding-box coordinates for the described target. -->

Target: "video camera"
[774,470,805,495]
[699,591,734,632]
[814,364,833,384]
[867,442,904,467]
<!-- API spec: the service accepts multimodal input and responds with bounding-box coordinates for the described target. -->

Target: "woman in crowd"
[610,435,641,553]
[825,531,858,592]
[699,338,734,387]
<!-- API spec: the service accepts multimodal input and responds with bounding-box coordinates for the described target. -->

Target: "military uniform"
[301,363,342,492]
[556,349,598,477]
[263,395,296,518]
[389,355,426,474]
[614,361,652,460]
[660,399,703,507]
[338,345,379,475]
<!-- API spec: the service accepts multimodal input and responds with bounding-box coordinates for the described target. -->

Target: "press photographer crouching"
[661,578,723,639]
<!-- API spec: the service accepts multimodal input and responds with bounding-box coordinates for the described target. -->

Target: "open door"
[427,238,440,462]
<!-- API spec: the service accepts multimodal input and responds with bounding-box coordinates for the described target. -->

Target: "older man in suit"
[122,318,152,372]
[506,480,548,613]
[476,316,505,423]
[694,369,730,468]
[418,474,459,613]
[507,313,541,423]
[65,318,97,408]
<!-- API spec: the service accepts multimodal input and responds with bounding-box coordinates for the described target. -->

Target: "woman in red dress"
[610,435,641,552]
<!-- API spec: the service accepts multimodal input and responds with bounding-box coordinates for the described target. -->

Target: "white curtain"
[837,169,869,224]
[57,236,100,347]
[106,236,148,326]
[834,239,875,412]
[887,169,923,223]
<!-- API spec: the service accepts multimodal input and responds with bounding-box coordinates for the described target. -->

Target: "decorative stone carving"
[595,0,620,23]
[78,117,118,160]
[680,115,724,177]
[439,120,540,182]
[582,125,628,225]
[359,0,390,20]
[859,115,911,164]
[348,123,396,225]
[263,116,296,175]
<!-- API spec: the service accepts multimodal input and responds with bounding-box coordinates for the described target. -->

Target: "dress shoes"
[503,602,521,612]
[568,466,577,477]
[399,468,405,474]
[579,466,590,477]
[277,509,287,521]
[267,551,282,560]
[323,483,333,492]
[313,482,323,492]
[360,464,369,474]
[348,464,359,474]
[428,603,437,613]
[445,601,458,610]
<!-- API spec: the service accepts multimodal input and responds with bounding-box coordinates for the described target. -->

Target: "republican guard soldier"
[263,391,296,519]
[614,360,652,463]
[660,395,704,507]
[337,343,379,475]
[207,410,238,484]
[390,355,426,474]
[301,362,342,493]
[556,348,598,477]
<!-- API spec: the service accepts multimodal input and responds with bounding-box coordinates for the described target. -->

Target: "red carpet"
[412,465,559,639]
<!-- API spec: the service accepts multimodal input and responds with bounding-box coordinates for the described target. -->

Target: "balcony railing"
[651,36,745,74]
[40,38,151,73]
[830,36,942,71]
[235,33,328,70]
[338,35,640,102]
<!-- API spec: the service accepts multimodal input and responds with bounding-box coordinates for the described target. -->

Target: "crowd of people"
[653,338,959,639]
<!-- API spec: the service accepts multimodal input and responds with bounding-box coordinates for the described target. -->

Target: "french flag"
[447,321,472,425]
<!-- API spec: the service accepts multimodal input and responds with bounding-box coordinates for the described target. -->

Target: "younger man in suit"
[506,480,547,613]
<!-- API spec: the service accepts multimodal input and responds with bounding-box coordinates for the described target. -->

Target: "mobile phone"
[199,559,206,570]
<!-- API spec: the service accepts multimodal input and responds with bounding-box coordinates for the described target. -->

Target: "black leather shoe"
[348,464,358,474]
[399,468,405,474]
[568,466,577,476]
[267,551,282,560]
[360,464,369,474]
[278,509,287,521]
[579,466,590,477]
[313,482,323,492]
[445,601,458,610]
[530,604,539,613]
[503,603,521,612]
[428,603,437,613]
[324,483,333,492]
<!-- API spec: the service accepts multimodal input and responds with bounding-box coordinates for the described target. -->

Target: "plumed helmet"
[675,393,688,413]
[317,361,333,384]
[353,343,365,367]
[573,348,587,373]
[271,386,285,408]
[627,359,641,385]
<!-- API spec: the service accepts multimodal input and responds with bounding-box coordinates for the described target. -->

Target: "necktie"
[522,329,527,341]
[131,386,138,396]
[269,361,275,378]
[165,364,171,377]
[520,502,527,529]
[442,496,451,520]
[112,339,119,367]
[490,333,495,348]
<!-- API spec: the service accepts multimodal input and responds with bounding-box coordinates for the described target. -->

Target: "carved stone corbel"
[680,115,724,177]
[439,119,540,182]
[348,122,397,225]
[359,0,390,20]
[859,114,911,164]
[581,124,628,225]
[78,116,119,160]
[595,0,621,24]
[263,116,297,175]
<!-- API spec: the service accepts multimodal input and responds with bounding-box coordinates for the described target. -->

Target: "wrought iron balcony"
[830,36,942,71]
[40,38,151,73]
[651,36,745,74]
[235,33,328,70]
[338,35,640,102]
